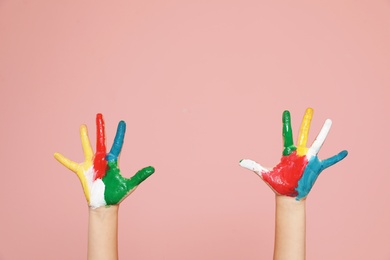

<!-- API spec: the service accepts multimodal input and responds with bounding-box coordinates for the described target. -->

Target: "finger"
[297,108,313,156]
[94,114,108,179]
[239,159,269,176]
[95,113,107,155]
[126,166,155,190]
[80,125,93,161]
[107,121,126,162]
[54,152,79,172]
[307,119,332,159]
[321,150,348,170]
[282,110,296,156]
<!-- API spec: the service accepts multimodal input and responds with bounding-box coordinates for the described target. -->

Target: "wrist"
[89,205,119,219]
[275,195,306,208]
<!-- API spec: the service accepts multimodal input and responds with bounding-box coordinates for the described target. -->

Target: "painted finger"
[107,120,126,162]
[54,152,79,172]
[94,113,107,179]
[297,108,313,156]
[80,125,93,161]
[126,166,155,190]
[239,159,269,176]
[321,150,348,170]
[307,119,332,159]
[95,113,107,154]
[282,110,296,156]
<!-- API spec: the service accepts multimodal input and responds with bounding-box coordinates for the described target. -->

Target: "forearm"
[88,205,119,260]
[274,196,306,260]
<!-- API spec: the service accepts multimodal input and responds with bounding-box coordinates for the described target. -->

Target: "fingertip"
[145,166,155,175]
[238,159,247,167]
[282,110,291,122]
[306,107,314,115]
[80,124,88,132]
[96,113,105,127]
[239,159,262,172]
[302,108,314,122]
[117,120,126,133]
[324,119,332,127]
[339,150,348,159]
[53,152,65,162]
[96,114,105,128]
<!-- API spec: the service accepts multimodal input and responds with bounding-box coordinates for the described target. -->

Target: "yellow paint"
[80,125,93,161]
[297,108,313,156]
[53,124,95,204]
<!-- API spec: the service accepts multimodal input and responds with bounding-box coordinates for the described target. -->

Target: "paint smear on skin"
[93,153,107,180]
[295,150,348,200]
[282,110,297,156]
[83,165,107,208]
[262,151,308,196]
[239,159,268,175]
[295,156,322,200]
[84,166,95,203]
[103,161,155,205]
[89,179,107,209]
[103,161,132,205]
[93,114,108,180]
[296,108,313,156]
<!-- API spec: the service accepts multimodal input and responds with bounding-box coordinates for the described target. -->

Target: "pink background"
[1,1,389,259]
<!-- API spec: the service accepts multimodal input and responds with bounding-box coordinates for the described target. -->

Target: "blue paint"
[107,121,126,162]
[322,150,348,169]
[295,150,348,200]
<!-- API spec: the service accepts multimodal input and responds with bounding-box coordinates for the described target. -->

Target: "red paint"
[262,151,308,196]
[93,114,107,180]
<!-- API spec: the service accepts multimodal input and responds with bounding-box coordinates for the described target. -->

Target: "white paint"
[307,119,332,159]
[239,159,268,176]
[85,166,95,193]
[84,166,107,209]
[89,179,107,209]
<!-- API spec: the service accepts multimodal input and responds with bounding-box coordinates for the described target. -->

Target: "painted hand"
[240,108,347,200]
[54,114,155,208]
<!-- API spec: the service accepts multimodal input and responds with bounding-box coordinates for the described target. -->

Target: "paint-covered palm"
[54,114,155,208]
[103,120,154,205]
[240,108,347,200]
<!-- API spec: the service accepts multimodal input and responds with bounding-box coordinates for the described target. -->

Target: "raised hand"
[54,114,155,208]
[239,108,347,200]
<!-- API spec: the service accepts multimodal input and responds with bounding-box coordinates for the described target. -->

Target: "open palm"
[54,114,155,208]
[240,108,347,200]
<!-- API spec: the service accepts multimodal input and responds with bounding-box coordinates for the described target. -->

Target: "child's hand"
[240,108,347,200]
[54,114,155,208]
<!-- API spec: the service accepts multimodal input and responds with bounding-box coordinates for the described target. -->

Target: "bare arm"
[88,206,119,260]
[274,196,305,260]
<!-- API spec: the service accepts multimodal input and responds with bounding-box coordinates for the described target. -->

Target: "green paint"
[282,110,296,156]
[102,161,155,205]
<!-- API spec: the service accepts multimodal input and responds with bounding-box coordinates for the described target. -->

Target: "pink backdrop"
[1,1,389,259]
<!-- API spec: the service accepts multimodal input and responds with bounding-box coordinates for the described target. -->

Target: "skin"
[88,206,119,260]
[54,114,155,260]
[274,196,305,260]
[240,108,348,260]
